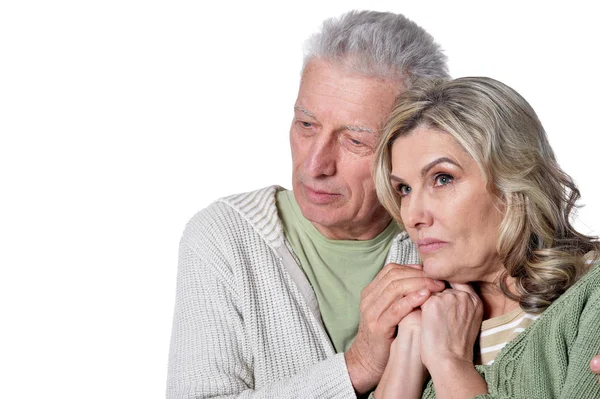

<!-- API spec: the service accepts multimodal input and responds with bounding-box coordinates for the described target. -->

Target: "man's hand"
[592,355,600,383]
[344,263,445,394]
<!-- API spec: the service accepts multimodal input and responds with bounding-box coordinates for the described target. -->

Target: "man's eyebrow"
[294,105,374,134]
[344,125,375,134]
[421,157,462,178]
[294,105,316,119]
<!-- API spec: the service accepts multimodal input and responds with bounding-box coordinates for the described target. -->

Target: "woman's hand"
[420,282,482,368]
[374,309,428,399]
[419,283,487,399]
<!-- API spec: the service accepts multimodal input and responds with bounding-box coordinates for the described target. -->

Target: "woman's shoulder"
[570,261,600,300]
[542,262,600,317]
[580,262,600,308]
[517,262,600,345]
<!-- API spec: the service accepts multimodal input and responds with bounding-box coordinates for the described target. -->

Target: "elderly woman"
[372,77,600,398]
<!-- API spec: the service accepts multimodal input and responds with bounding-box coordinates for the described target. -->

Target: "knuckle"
[360,287,369,301]
[388,279,403,293]
[381,263,397,275]
[389,303,406,318]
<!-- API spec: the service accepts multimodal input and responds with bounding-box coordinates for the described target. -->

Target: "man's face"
[290,59,401,240]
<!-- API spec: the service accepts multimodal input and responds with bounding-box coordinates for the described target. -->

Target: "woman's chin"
[421,261,453,281]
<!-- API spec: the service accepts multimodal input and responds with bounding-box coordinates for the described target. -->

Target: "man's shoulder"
[182,185,286,249]
[386,231,421,265]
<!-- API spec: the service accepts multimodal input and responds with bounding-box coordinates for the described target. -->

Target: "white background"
[1,1,598,398]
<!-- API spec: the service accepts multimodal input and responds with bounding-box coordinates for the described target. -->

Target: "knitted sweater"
[422,262,600,399]
[166,186,420,398]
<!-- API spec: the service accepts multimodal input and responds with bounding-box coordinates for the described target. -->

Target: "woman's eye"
[300,121,312,128]
[434,173,454,187]
[397,184,411,196]
[349,138,362,146]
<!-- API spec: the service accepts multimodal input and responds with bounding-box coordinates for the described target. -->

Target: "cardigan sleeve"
[557,287,600,399]
[166,240,356,399]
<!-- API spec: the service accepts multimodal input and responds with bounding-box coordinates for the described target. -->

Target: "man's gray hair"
[303,10,449,85]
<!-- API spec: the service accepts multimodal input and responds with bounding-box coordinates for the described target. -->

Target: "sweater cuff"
[305,352,356,398]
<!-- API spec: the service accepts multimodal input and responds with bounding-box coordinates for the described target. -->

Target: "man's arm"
[345,263,445,394]
[167,240,356,398]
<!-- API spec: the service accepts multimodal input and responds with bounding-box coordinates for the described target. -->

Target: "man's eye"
[300,121,312,128]
[434,174,454,186]
[349,138,362,146]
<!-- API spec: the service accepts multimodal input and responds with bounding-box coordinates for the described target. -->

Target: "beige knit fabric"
[167,186,420,398]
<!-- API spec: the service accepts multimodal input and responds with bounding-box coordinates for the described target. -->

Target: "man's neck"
[311,215,394,241]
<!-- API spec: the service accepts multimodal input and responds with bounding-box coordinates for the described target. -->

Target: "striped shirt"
[477,307,541,365]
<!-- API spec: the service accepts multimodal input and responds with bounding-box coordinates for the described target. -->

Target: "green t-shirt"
[277,190,401,352]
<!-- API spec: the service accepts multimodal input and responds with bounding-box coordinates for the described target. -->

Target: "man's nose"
[305,131,337,177]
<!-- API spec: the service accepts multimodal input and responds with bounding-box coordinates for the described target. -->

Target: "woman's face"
[390,124,505,283]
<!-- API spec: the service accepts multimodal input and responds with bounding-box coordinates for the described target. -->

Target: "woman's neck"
[473,279,520,320]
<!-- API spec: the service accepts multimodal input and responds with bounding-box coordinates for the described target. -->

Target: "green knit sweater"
[422,263,600,398]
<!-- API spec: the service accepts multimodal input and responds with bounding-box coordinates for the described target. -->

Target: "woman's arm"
[374,309,428,399]
[559,292,600,398]
[420,283,487,399]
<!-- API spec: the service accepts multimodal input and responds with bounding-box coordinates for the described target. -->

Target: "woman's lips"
[417,238,448,253]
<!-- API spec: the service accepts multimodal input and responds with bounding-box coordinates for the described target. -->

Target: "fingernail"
[418,288,430,296]
[434,280,445,287]
[592,357,600,370]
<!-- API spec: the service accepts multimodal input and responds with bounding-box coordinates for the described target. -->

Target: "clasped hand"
[373,282,485,399]
[418,283,483,373]
[345,264,483,395]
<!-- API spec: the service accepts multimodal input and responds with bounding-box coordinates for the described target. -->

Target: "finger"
[396,263,424,271]
[363,264,435,300]
[362,264,409,299]
[591,355,600,373]
[449,282,477,295]
[368,277,442,318]
[369,263,423,289]
[380,289,431,328]
[367,265,445,298]
[449,282,481,306]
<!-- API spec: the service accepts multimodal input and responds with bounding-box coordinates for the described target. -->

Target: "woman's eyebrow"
[420,157,461,178]
[390,174,405,184]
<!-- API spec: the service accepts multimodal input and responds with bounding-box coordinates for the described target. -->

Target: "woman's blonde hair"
[374,77,599,313]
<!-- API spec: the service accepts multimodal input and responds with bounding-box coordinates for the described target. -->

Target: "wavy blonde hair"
[374,77,599,313]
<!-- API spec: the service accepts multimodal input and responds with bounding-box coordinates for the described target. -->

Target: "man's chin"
[298,202,340,223]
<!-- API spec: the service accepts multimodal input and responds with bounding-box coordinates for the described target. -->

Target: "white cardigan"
[167,186,419,398]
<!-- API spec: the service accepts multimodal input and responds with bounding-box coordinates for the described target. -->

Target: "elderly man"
[167,10,600,398]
